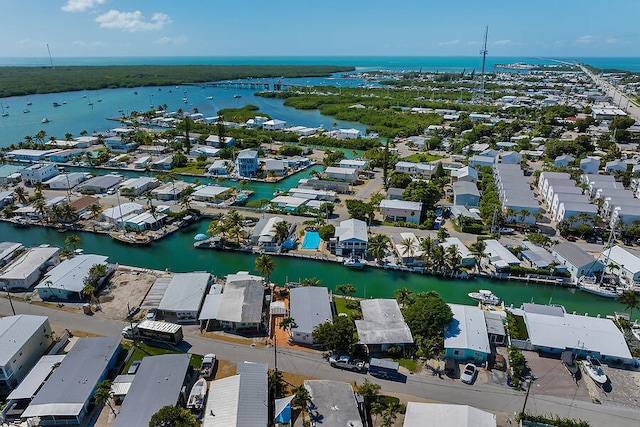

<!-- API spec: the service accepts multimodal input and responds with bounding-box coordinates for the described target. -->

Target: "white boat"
[186,378,207,411]
[1,103,8,117]
[41,118,50,123]
[207,96,213,100]
[583,356,608,385]
[577,276,623,298]
[468,289,501,305]
[344,258,365,269]
[23,109,30,113]
[632,323,640,342]
[234,94,242,98]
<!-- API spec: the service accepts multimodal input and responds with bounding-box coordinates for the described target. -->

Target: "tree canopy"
[148,405,199,427]
[312,315,358,355]
[401,291,453,356]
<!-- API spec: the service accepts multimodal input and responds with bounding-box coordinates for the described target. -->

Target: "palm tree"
[61,204,78,223]
[368,234,389,264]
[13,186,28,204]
[398,236,417,263]
[88,203,102,219]
[469,240,487,272]
[291,385,312,425]
[274,220,290,244]
[65,234,81,251]
[255,254,276,283]
[33,199,48,223]
[279,317,296,338]
[445,245,461,272]
[437,226,449,242]
[82,283,95,303]
[394,287,414,308]
[225,209,244,230]
[617,290,640,321]
[431,245,446,273]
[300,277,322,287]
[178,194,192,211]
[94,380,116,415]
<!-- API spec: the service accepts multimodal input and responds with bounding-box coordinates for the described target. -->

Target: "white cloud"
[95,10,171,32]
[606,37,618,44]
[62,0,107,13]
[576,35,594,45]
[438,40,460,46]
[72,40,108,48]
[154,35,188,46]
[494,39,512,46]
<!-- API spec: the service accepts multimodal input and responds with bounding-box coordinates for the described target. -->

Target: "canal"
[0,221,629,319]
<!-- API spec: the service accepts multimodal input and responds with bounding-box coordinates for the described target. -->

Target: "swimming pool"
[301,231,321,250]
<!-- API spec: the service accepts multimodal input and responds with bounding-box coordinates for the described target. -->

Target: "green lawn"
[122,342,203,374]
[333,296,360,318]
[401,153,444,163]
[396,358,417,372]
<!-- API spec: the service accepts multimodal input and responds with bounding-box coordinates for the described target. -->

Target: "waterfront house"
[35,254,110,301]
[270,195,308,211]
[485,312,506,345]
[156,272,211,323]
[453,181,480,207]
[2,355,65,423]
[451,166,478,183]
[336,128,363,139]
[379,200,423,224]
[0,191,13,209]
[206,160,232,177]
[215,272,265,332]
[599,245,640,284]
[521,303,633,364]
[324,166,357,183]
[113,354,191,427]
[303,381,364,427]
[444,304,490,363]
[6,149,61,163]
[77,174,123,194]
[520,242,560,270]
[554,154,575,168]
[21,337,121,426]
[47,149,84,163]
[330,218,368,257]
[339,159,368,171]
[355,299,413,353]
[236,149,259,177]
[262,119,287,131]
[20,163,58,185]
[483,239,521,271]
[0,165,26,185]
[132,156,151,169]
[0,315,52,397]
[579,157,600,175]
[118,177,160,197]
[192,185,230,202]
[264,158,287,176]
[391,233,423,266]
[151,180,191,201]
[191,145,220,157]
[251,217,286,252]
[203,362,268,427]
[123,211,168,232]
[289,287,332,345]
[205,135,235,147]
[104,137,138,153]
[551,242,603,283]
[151,156,173,170]
[288,187,337,202]
[100,202,144,226]
[43,172,87,190]
[403,403,496,427]
[0,242,22,267]
[440,238,475,268]
[0,246,60,291]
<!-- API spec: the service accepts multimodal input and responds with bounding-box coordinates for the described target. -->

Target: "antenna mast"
[472,26,489,103]
[47,44,54,68]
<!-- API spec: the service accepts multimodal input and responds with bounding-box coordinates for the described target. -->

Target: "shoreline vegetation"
[0,64,355,98]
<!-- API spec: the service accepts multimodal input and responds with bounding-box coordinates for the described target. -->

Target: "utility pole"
[521,375,532,416]
[4,287,15,316]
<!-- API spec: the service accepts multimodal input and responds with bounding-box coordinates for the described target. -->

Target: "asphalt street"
[2,298,639,426]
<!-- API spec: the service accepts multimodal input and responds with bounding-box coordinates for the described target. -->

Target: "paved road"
[3,298,640,426]
[579,64,640,123]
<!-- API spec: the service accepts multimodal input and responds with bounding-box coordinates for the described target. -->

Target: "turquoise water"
[301,231,321,249]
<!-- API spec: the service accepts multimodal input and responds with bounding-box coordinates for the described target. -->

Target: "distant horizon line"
[1,54,639,59]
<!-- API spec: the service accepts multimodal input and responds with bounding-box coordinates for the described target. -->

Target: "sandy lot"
[95,267,169,320]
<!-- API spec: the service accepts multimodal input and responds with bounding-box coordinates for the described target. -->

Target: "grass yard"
[122,342,203,373]
[401,153,444,163]
[396,358,417,372]
[333,296,360,318]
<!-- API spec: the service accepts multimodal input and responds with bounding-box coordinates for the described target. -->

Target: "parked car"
[566,234,576,242]
[493,354,507,371]
[329,355,366,372]
[460,363,477,384]
[200,353,217,378]
[146,309,156,321]
[127,360,142,375]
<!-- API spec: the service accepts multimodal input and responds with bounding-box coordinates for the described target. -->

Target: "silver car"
[460,363,477,384]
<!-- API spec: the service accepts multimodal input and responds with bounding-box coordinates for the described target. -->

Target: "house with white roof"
[0,315,52,396]
[44,172,87,190]
[156,272,211,323]
[468,155,496,169]
[235,149,259,177]
[483,239,520,271]
[118,177,160,197]
[445,304,491,363]
[262,119,287,131]
[325,166,357,182]
[191,185,230,202]
[391,232,424,266]
[336,128,362,139]
[440,238,475,267]
[203,362,268,427]
[451,166,478,183]
[35,254,110,301]
[100,202,144,226]
[355,299,413,351]
[556,202,598,223]
[0,246,60,290]
[264,158,286,176]
[551,242,603,282]
[215,273,265,331]
[151,180,192,201]
[251,217,286,252]
[20,163,58,185]
[453,181,480,207]
[339,159,368,171]
[605,159,628,173]
[330,218,368,257]
[599,245,640,284]
[206,159,231,176]
[379,200,422,224]
[289,287,332,345]
[7,149,61,163]
[205,135,235,147]
[403,403,496,427]
[191,145,221,157]
[521,303,633,363]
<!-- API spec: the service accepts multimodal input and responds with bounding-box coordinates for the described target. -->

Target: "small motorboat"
[468,289,501,305]
[207,96,213,100]
[186,378,207,412]
[41,118,50,123]
[53,102,61,107]
[344,258,365,269]
[561,351,579,378]
[23,109,30,113]
[583,356,608,385]
[234,94,242,98]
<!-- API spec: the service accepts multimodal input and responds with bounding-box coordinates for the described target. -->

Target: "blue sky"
[2,0,638,58]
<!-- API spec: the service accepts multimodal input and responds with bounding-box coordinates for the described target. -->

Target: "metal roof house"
[303,380,364,427]
[157,272,211,323]
[76,174,123,194]
[0,246,60,290]
[35,254,109,301]
[324,166,357,183]
[440,238,475,268]
[2,355,65,423]
[551,242,603,282]
[21,337,121,425]
[403,403,496,427]
[599,245,640,284]
[453,181,480,207]
[330,218,368,257]
[0,242,23,267]
[445,304,491,363]
[113,354,191,427]
[203,361,268,427]
[289,287,332,345]
[379,199,423,225]
[521,303,633,363]
[216,273,265,331]
[355,299,413,351]
[483,239,520,271]
[0,315,52,397]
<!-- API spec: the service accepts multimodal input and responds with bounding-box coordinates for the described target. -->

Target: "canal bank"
[0,221,631,319]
